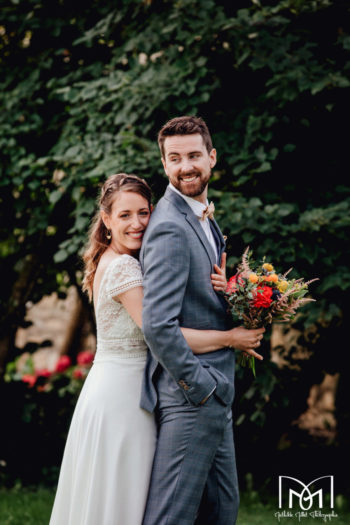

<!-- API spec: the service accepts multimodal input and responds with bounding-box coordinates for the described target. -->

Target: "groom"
[140,116,239,524]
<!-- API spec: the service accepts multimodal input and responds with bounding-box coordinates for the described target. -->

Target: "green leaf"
[54,249,69,263]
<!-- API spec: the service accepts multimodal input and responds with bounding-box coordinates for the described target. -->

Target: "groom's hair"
[158,116,213,158]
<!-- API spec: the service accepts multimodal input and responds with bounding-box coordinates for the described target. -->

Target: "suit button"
[178,379,190,391]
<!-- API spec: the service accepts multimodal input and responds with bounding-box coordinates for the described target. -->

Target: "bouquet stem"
[238,353,256,377]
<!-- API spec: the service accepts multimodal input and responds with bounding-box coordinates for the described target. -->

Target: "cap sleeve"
[104,255,143,300]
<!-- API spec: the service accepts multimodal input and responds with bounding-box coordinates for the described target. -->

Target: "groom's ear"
[209,148,217,169]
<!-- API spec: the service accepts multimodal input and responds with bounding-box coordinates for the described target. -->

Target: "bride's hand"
[211,252,227,292]
[226,326,265,360]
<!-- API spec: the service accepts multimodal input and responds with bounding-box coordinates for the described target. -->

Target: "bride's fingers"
[246,348,263,360]
[212,265,224,276]
[211,274,224,281]
[213,284,226,291]
[220,252,227,272]
[211,277,226,287]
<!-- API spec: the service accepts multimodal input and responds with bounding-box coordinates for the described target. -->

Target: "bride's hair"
[82,173,152,301]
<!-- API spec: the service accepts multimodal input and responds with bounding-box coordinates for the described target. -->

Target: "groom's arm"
[142,220,217,406]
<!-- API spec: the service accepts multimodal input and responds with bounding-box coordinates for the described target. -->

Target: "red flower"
[22,374,36,388]
[252,285,273,308]
[226,273,245,295]
[77,351,94,366]
[72,368,85,380]
[55,355,72,373]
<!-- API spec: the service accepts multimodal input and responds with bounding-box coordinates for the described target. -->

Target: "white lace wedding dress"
[50,255,156,525]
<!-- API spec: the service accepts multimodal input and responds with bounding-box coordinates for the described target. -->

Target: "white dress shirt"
[168,183,218,261]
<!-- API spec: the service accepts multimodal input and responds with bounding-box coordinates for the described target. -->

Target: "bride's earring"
[106,229,112,240]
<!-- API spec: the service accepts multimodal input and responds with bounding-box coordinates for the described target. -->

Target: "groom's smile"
[162,134,217,203]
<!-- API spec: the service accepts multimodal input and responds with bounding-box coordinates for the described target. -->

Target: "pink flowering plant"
[225,248,318,376]
[5,350,95,395]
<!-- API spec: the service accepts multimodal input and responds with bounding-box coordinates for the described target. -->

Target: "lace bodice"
[95,254,147,360]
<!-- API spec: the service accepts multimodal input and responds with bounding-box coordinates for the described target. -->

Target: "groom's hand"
[211,252,227,292]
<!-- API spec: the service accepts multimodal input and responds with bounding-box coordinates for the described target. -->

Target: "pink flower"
[226,273,245,295]
[22,374,36,388]
[77,351,94,366]
[72,368,85,380]
[36,368,52,378]
[55,355,72,373]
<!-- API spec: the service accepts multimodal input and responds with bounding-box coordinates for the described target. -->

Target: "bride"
[49,173,263,525]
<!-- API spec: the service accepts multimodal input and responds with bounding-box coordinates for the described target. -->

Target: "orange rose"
[249,273,259,283]
[266,274,278,283]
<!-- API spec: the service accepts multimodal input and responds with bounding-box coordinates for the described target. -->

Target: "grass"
[0,487,55,525]
[0,487,348,524]
[237,493,350,525]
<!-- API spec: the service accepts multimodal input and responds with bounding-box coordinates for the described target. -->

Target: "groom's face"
[162,134,216,202]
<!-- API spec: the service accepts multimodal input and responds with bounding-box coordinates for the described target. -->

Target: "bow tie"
[200,201,215,221]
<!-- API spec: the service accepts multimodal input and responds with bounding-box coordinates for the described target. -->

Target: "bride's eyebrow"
[119,207,149,212]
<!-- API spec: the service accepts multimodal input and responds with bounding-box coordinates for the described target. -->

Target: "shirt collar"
[168,183,208,218]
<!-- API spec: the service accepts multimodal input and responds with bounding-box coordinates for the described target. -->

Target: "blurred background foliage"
[1,0,349,492]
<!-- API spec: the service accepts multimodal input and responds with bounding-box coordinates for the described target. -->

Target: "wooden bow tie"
[201,201,215,221]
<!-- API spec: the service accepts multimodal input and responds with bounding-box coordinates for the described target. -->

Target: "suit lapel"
[164,187,217,267]
[210,218,226,261]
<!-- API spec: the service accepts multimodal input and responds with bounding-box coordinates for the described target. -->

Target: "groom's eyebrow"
[167,150,202,156]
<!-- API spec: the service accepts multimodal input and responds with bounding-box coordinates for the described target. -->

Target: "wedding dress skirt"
[50,255,157,525]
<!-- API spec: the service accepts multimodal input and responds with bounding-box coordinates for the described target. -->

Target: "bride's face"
[102,191,151,255]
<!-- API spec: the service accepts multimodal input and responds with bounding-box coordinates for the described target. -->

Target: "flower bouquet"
[225,248,318,376]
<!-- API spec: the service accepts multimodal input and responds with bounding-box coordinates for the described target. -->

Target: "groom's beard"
[171,169,211,198]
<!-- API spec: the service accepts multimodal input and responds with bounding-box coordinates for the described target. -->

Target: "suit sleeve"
[142,220,217,405]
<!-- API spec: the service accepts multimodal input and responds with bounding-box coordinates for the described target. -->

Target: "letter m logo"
[278,476,334,511]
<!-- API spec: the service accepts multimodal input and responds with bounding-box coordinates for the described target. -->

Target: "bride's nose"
[130,214,143,229]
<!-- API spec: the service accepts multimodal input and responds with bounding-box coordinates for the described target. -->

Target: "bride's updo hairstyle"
[82,173,152,301]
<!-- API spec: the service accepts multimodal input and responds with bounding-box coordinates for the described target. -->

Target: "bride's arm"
[117,287,264,360]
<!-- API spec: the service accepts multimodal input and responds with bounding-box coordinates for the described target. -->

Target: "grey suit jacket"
[140,187,236,412]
